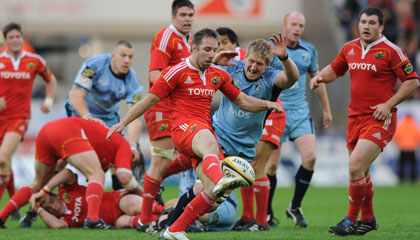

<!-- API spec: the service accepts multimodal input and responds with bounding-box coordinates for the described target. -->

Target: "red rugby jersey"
[0,51,52,120]
[149,58,241,128]
[58,180,123,228]
[148,25,192,113]
[330,37,419,116]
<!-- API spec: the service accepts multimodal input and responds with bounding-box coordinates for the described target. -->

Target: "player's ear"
[378,24,384,34]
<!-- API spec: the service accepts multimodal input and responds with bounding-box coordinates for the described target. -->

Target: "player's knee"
[349,163,364,178]
[266,162,278,175]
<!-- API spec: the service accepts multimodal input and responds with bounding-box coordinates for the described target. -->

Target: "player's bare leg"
[137,136,174,232]
[238,141,274,231]
[66,151,112,229]
[0,132,21,199]
[329,139,380,236]
[0,161,55,227]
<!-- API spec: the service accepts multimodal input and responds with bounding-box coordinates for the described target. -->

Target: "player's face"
[358,13,384,44]
[283,13,305,44]
[5,29,23,54]
[111,45,134,75]
[172,6,194,35]
[41,194,66,217]
[244,52,268,81]
[193,37,218,71]
[218,35,236,52]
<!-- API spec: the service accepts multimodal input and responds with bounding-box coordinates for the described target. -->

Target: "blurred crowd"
[334,0,420,99]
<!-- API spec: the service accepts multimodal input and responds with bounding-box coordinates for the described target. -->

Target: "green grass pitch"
[1,184,419,239]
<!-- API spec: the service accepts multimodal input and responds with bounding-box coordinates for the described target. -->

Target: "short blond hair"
[246,39,272,65]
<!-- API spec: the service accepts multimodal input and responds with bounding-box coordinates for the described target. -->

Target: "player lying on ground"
[36,169,176,229]
[0,117,141,229]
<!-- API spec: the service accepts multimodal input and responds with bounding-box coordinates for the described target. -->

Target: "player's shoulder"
[343,38,360,48]
[162,61,188,80]
[85,54,111,66]
[209,64,232,80]
[381,38,407,59]
[23,51,47,64]
[298,39,316,51]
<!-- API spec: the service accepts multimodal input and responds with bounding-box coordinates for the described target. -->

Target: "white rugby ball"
[221,156,255,186]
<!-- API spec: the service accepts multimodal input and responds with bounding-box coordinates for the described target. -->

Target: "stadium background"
[1,0,419,188]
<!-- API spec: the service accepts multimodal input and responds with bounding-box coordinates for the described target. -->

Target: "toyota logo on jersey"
[348,63,377,72]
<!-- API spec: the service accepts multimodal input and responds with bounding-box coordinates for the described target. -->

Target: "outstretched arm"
[269,32,299,89]
[234,92,283,113]
[69,85,106,125]
[309,65,338,90]
[107,93,160,139]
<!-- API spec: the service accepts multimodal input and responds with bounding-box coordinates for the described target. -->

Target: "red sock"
[169,192,214,232]
[201,154,223,185]
[240,186,254,221]
[85,180,104,222]
[0,186,33,221]
[141,173,162,224]
[164,154,193,178]
[152,202,165,215]
[346,177,367,224]
[360,175,374,221]
[129,215,141,228]
[254,177,270,226]
[7,172,16,198]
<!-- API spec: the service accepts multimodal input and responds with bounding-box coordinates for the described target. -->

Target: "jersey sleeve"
[35,55,53,82]
[125,71,144,104]
[264,67,281,88]
[149,66,179,99]
[389,47,419,82]
[330,45,349,77]
[73,62,96,91]
[149,32,172,71]
[308,45,319,73]
[219,70,242,102]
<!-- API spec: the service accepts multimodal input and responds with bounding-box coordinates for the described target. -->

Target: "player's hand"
[370,103,392,121]
[214,50,238,66]
[267,101,283,113]
[310,75,324,90]
[131,148,140,164]
[268,32,287,59]
[0,97,6,111]
[29,191,46,209]
[323,109,332,129]
[90,117,107,126]
[106,122,125,140]
[39,103,51,113]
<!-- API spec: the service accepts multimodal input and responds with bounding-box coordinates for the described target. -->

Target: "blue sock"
[267,173,277,216]
[166,188,195,227]
[291,165,313,209]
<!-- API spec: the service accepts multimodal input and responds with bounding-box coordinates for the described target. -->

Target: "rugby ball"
[221,156,255,187]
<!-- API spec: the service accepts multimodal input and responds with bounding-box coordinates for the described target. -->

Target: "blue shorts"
[280,107,314,143]
[179,169,197,195]
[207,193,239,231]
[215,132,256,162]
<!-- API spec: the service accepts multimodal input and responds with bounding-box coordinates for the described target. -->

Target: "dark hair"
[192,28,219,47]
[216,27,240,46]
[172,0,194,15]
[2,22,23,38]
[117,40,133,49]
[359,7,384,25]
